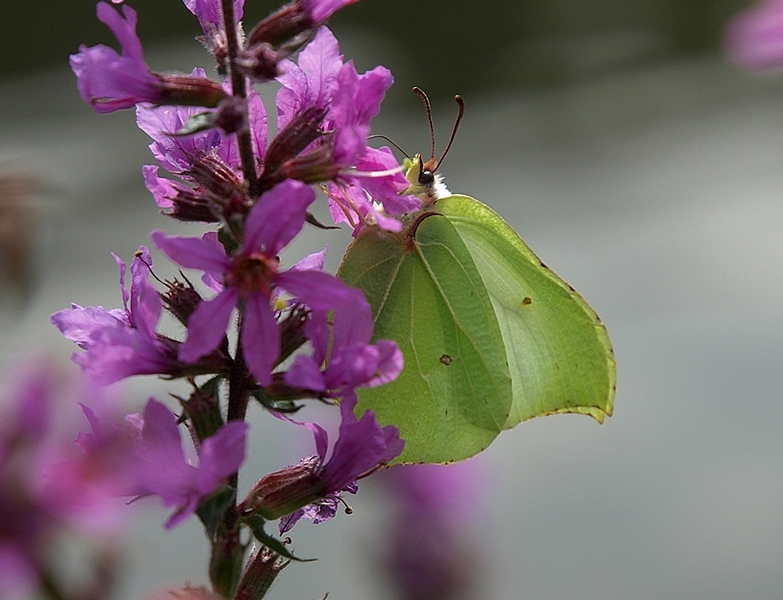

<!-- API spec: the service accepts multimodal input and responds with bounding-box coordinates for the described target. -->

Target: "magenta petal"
[142,165,176,209]
[240,293,280,386]
[151,230,231,273]
[97,2,144,61]
[365,340,404,388]
[322,393,403,492]
[244,180,316,256]
[274,269,355,312]
[196,421,248,495]
[140,399,186,465]
[180,289,238,362]
[284,355,326,392]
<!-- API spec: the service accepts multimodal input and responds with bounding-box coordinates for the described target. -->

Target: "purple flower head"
[71,2,226,113]
[152,179,355,386]
[138,84,267,220]
[725,0,783,70]
[51,246,181,385]
[240,393,403,533]
[272,27,418,231]
[70,2,160,113]
[132,398,248,528]
[137,76,267,174]
[284,287,403,395]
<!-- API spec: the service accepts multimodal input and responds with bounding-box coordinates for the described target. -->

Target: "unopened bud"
[239,457,324,520]
[158,74,228,108]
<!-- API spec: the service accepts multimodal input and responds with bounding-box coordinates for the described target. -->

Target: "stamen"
[343,164,406,179]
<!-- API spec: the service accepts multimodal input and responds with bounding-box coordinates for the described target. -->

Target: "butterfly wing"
[438,194,616,427]
[338,214,512,464]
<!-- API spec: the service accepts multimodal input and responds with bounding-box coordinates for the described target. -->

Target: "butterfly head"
[403,153,450,204]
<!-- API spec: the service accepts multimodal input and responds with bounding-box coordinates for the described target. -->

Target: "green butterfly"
[338,90,615,464]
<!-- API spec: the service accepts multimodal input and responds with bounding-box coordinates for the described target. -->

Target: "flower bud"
[235,547,287,600]
[239,457,324,520]
[157,74,228,108]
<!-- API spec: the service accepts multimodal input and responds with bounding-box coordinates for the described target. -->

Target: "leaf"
[196,486,237,540]
[242,515,315,562]
[338,194,615,465]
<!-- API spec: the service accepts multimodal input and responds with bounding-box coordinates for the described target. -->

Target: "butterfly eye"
[419,170,435,185]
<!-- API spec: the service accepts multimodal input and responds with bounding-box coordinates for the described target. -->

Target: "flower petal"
[243,180,316,256]
[180,289,238,362]
[240,293,280,386]
[151,230,231,273]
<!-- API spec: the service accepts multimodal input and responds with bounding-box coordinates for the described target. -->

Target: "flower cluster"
[49,0,411,597]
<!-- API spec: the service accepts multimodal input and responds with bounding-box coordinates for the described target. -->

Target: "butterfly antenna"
[367,134,411,159]
[434,94,465,171]
[412,86,437,162]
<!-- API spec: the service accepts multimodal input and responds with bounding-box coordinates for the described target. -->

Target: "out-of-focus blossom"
[0,359,134,598]
[71,2,226,113]
[131,398,248,528]
[240,393,403,533]
[379,459,488,600]
[152,179,357,386]
[725,0,783,70]
[51,246,182,385]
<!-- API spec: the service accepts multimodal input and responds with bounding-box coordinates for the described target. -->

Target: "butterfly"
[338,88,615,464]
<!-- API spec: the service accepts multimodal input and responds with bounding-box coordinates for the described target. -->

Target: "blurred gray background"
[2,1,782,599]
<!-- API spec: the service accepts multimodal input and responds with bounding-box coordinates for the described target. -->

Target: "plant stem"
[221,0,261,198]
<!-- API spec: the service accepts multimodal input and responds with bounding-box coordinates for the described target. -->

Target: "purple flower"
[43,401,140,533]
[70,2,160,113]
[725,0,783,70]
[273,27,418,231]
[51,247,181,385]
[0,364,59,597]
[137,76,267,174]
[275,26,344,129]
[71,2,226,113]
[240,393,404,533]
[326,145,418,234]
[137,81,267,220]
[132,398,248,528]
[152,179,355,386]
[284,287,403,395]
